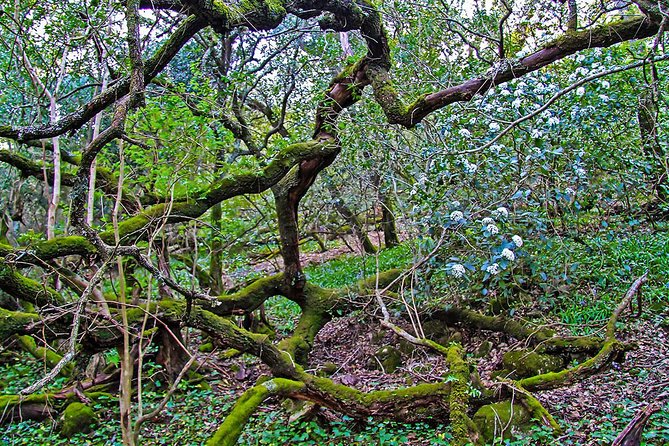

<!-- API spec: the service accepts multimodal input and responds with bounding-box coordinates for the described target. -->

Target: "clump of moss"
[199,342,214,353]
[370,345,402,373]
[60,402,97,438]
[502,350,564,378]
[473,400,532,442]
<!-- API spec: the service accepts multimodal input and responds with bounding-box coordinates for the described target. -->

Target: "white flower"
[450,264,466,278]
[601,80,610,89]
[547,116,560,126]
[492,207,509,218]
[501,248,515,261]
[486,223,499,235]
[450,211,464,222]
[488,122,500,132]
[481,217,495,225]
[598,94,609,102]
[576,86,586,96]
[486,263,500,275]
[463,160,478,175]
[489,144,504,155]
[565,187,575,195]
[451,200,461,208]
[500,89,511,96]
[512,235,523,247]
[531,128,543,138]
[575,167,587,178]
[512,97,522,108]
[458,128,472,138]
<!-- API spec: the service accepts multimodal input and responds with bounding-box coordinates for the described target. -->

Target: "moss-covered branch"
[16,335,74,377]
[0,308,39,338]
[445,344,480,445]
[0,259,65,306]
[0,236,96,264]
[0,149,76,186]
[428,307,555,342]
[514,275,647,392]
[200,274,285,315]
[206,378,305,446]
[365,15,662,127]
[103,138,338,244]
[517,340,625,391]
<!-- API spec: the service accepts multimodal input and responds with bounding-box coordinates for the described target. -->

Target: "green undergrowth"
[264,243,414,333]
[1,386,236,445]
[305,243,414,289]
[0,350,68,394]
[530,227,668,334]
[507,399,669,445]
[238,413,452,445]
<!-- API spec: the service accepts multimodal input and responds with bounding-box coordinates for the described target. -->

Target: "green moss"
[332,58,366,84]
[302,374,452,415]
[0,309,39,338]
[199,342,214,353]
[548,16,651,51]
[60,402,97,438]
[445,344,478,445]
[370,345,402,373]
[207,378,304,446]
[538,336,604,354]
[0,260,64,305]
[473,401,532,442]
[209,274,283,315]
[0,393,52,411]
[33,236,96,259]
[353,268,402,293]
[16,335,73,377]
[502,350,564,378]
[514,389,561,433]
[518,340,621,391]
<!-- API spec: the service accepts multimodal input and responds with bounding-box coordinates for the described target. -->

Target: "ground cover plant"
[0,0,668,444]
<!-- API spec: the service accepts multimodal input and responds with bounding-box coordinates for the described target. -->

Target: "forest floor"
[208,311,669,445]
[2,228,668,445]
[203,227,669,445]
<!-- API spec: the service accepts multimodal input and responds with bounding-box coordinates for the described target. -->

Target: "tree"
[0,0,666,444]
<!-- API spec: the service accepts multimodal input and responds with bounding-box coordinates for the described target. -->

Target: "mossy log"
[0,392,108,424]
[16,335,74,377]
[207,378,305,446]
[0,308,39,338]
[473,400,532,442]
[60,402,98,438]
[502,350,565,378]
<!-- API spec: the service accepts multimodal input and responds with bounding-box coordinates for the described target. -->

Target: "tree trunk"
[380,193,399,248]
[638,85,668,201]
[333,199,378,254]
[156,322,190,382]
[210,202,224,295]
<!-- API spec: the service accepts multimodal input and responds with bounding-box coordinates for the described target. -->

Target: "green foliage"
[0,351,67,394]
[507,401,669,445]
[239,413,452,445]
[305,244,414,289]
[265,296,301,333]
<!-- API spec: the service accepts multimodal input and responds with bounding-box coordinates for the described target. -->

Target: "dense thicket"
[0,0,667,444]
